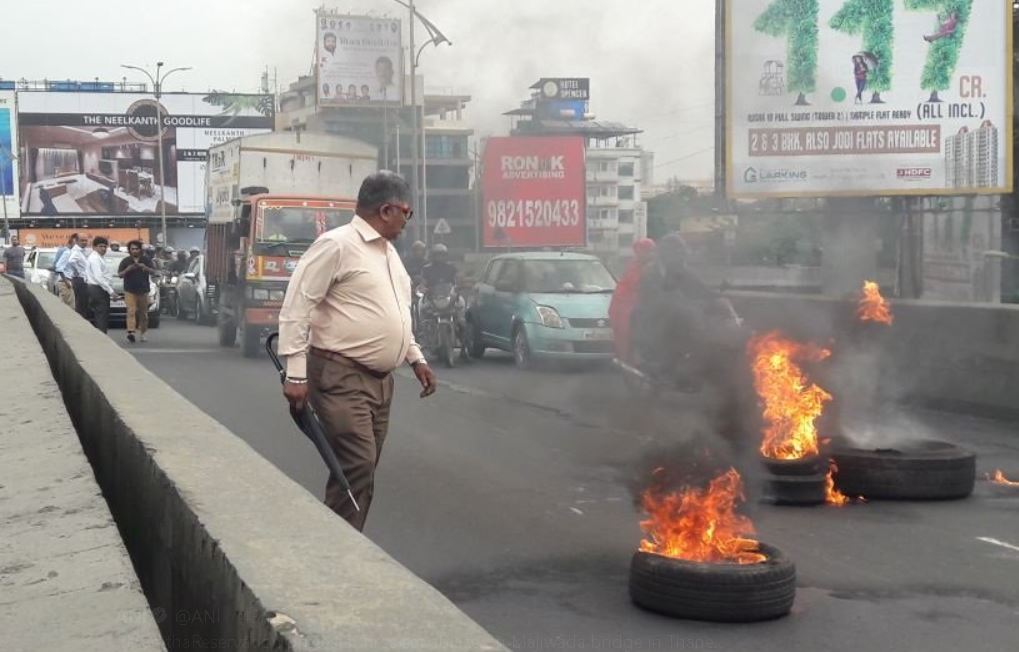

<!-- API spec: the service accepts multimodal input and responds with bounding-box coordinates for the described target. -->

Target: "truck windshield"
[257,207,355,244]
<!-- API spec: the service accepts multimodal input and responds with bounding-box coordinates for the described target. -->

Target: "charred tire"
[831,440,976,500]
[763,473,827,506]
[762,455,824,477]
[629,544,795,623]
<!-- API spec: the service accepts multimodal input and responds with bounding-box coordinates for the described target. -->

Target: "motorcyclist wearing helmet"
[403,240,428,286]
[421,243,458,291]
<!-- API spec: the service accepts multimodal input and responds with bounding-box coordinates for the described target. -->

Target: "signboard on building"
[0,91,18,223]
[534,78,590,101]
[17,92,274,217]
[316,12,403,108]
[17,227,151,248]
[481,136,586,248]
[727,0,1013,198]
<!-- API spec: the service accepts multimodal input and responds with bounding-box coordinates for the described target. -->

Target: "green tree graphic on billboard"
[829,0,894,104]
[905,0,973,102]
[754,0,820,106]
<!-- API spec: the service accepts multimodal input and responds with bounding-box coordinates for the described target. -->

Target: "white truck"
[204,132,379,356]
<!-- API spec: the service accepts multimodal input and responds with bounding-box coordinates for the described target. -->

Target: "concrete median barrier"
[728,291,1019,420]
[0,279,164,651]
[11,280,506,651]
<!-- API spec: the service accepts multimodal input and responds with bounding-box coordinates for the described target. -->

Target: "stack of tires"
[760,455,828,506]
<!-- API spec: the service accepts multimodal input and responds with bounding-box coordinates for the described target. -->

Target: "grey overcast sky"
[0,0,716,182]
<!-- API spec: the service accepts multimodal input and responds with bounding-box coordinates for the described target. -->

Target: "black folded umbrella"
[266,333,359,512]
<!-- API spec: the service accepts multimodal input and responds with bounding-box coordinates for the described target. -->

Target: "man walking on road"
[67,237,91,317]
[84,237,119,334]
[2,236,26,279]
[279,171,437,531]
[118,239,157,343]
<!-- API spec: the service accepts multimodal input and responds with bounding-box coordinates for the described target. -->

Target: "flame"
[825,461,850,506]
[639,469,765,565]
[749,332,832,460]
[988,470,1019,487]
[858,281,894,325]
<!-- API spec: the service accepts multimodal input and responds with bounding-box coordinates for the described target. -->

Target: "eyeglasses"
[384,203,414,221]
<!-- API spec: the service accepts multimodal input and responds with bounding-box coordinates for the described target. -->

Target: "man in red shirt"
[609,238,657,363]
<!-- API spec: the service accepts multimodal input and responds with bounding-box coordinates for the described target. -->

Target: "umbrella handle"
[266,332,285,379]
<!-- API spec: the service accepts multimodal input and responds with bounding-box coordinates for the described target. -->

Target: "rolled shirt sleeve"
[278,237,342,379]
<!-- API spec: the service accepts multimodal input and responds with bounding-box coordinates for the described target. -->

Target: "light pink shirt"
[279,216,424,378]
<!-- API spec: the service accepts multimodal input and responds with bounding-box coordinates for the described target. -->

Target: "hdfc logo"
[897,167,932,180]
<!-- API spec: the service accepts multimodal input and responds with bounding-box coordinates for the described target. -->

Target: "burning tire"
[762,455,824,477]
[763,473,827,506]
[629,544,796,623]
[831,440,976,500]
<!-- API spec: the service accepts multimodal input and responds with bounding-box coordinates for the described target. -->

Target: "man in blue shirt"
[53,233,78,308]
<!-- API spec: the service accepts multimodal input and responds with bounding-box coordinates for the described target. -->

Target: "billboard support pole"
[714,0,726,200]
[121,62,192,247]
[408,0,419,244]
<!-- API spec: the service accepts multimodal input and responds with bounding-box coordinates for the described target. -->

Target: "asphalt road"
[119,319,1019,652]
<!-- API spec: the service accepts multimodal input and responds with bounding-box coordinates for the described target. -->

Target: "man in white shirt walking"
[66,236,91,317]
[84,237,120,333]
[278,171,437,531]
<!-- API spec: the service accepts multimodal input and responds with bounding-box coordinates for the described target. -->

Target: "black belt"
[310,347,391,379]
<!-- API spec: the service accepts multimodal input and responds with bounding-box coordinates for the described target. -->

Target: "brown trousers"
[58,278,76,308]
[125,291,149,334]
[308,351,394,531]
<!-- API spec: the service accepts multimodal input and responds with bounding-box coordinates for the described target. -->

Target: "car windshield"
[257,206,355,244]
[522,259,616,294]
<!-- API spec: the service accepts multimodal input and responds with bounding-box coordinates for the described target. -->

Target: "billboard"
[727,0,1013,198]
[0,91,18,222]
[482,137,586,248]
[17,92,274,217]
[17,227,150,248]
[316,12,403,108]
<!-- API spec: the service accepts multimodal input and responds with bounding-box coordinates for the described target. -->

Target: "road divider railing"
[11,279,507,651]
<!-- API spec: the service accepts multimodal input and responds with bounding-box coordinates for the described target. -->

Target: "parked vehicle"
[105,251,161,329]
[416,282,467,368]
[464,252,616,368]
[24,247,58,287]
[204,132,378,357]
[175,254,215,325]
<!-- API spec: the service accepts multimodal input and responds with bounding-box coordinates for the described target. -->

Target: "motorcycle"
[415,282,466,368]
[161,273,180,317]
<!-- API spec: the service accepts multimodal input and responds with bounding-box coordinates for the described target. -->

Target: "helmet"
[411,240,427,255]
[165,247,176,254]
[189,247,200,254]
[431,243,448,261]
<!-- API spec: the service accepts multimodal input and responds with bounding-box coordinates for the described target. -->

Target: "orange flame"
[825,461,850,506]
[639,469,766,565]
[749,332,832,460]
[988,470,1019,487]
[858,281,893,325]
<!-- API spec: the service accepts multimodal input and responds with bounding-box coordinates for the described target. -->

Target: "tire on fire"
[629,544,796,623]
[831,440,976,500]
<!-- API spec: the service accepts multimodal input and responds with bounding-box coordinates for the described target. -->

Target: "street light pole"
[121,62,191,248]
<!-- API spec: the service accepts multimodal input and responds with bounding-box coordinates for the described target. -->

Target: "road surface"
[119,320,1019,652]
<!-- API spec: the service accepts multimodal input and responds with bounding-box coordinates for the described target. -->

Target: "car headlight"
[269,289,286,302]
[251,288,270,301]
[536,305,564,329]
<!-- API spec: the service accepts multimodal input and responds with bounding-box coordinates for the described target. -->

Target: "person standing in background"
[53,233,79,308]
[118,240,158,343]
[66,236,90,317]
[2,236,26,279]
[84,237,119,334]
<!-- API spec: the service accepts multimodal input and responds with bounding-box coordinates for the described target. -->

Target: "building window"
[618,186,635,200]
[618,162,635,177]
[425,135,467,159]
[619,209,634,224]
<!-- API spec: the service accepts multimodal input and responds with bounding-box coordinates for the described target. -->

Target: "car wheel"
[175,295,186,320]
[629,543,796,623]
[831,439,976,500]
[513,325,532,370]
[194,298,204,324]
[465,317,485,359]
[149,312,160,329]
[218,313,237,347]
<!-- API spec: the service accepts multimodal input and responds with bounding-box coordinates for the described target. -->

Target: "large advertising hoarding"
[482,137,586,248]
[316,12,403,108]
[18,92,274,217]
[727,0,1013,198]
[0,91,18,223]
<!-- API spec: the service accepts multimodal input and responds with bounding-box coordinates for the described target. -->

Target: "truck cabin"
[230,188,356,257]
